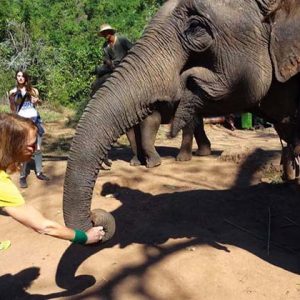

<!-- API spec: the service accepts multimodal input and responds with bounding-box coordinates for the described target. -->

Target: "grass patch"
[0,104,9,113]
[0,103,74,123]
[39,108,66,123]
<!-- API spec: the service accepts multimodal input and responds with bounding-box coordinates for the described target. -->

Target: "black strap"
[16,94,26,113]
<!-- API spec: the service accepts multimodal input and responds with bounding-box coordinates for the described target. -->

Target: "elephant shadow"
[104,182,300,270]
[3,179,298,299]
[52,148,300,298]
[52,180,300,299]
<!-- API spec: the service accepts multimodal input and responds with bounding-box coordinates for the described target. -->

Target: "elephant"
[127,102,211,168]
[63,0,300,235]
[91,71,211,169]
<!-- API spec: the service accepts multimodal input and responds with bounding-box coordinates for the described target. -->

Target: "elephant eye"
[183,16,214,53]
[190,18,202,33]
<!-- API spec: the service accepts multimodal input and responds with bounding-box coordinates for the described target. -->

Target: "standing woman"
[0,113,105,244]
[9,70,49,188]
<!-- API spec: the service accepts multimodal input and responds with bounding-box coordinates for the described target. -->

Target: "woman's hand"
[85,226,106,244]
[31,96,42,104]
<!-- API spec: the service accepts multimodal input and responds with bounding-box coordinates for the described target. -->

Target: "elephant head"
[63,0,300,231]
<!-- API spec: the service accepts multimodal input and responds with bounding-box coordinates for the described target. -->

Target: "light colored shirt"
[18,100,38,119]
[10,87,38,119]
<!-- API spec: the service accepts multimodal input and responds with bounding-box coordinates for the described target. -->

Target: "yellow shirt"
[0,170,25,207]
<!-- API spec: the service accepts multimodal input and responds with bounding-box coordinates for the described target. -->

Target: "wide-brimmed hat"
[98,24,116,36]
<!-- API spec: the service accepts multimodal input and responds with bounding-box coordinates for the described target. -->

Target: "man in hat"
[91,24,133,169]
[95,24,133,77]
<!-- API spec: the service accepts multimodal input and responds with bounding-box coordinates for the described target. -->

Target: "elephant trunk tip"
[170,118,186,138]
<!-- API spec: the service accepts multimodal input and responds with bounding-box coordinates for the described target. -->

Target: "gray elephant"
[63,0,300,235]
[91,73,211,168]
[125,101,211,168]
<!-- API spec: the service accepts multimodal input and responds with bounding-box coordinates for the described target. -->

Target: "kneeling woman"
[0,113,104,245]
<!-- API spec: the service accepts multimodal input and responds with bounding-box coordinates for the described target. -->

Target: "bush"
[0,0,162,122]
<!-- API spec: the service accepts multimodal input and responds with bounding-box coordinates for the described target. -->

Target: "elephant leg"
[274,122,299,182]
[193,117,211,156]
[294,109,300,183]
[140,111,161,168]
[176,122,194,161]
[294,101,300,156]
[294,104,300,183]
[281,145,296,181]
[126,126,144,166]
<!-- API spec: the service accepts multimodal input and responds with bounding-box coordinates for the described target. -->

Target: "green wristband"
[71,229,88,245]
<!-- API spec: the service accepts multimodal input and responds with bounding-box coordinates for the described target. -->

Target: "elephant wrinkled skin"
[63,0,300,232]
[92,75,211,169]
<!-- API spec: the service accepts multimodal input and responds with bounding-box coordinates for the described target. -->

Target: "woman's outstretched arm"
[3,204,104,244]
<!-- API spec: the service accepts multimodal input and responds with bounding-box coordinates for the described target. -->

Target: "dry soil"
[0,121,300,300]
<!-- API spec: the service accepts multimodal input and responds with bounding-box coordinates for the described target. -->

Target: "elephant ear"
[182,16,214,53]
[269,1,300,82]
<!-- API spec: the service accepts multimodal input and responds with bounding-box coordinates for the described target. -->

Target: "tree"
[0,0,162,113]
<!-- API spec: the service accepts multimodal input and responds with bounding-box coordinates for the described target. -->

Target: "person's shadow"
[0,267,43,300]
[0,264,97,299]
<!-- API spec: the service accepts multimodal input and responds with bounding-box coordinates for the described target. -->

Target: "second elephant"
[126,101,211,168]
[91,75,211,169]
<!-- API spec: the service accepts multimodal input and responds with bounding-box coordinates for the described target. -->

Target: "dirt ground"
[1,120,300,300]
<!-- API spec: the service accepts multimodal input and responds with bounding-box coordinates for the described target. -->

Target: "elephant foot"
[194,145,211,157]
[130,156,142,166]
[281,146,296,181]
[146,155,161,168]
[176,151,192,161]
[91,209,116,242]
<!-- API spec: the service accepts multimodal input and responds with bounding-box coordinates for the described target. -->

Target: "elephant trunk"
[63,36,184,230]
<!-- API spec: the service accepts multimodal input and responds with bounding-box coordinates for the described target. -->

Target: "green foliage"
[0,0,162,116]
[0,103,64,123]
